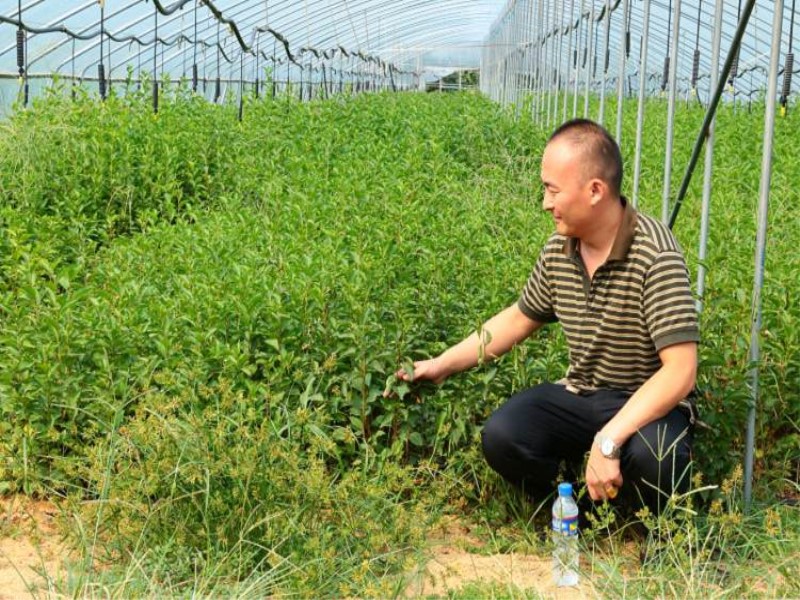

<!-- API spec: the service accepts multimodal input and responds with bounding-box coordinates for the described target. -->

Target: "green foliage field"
[0,85,797,595]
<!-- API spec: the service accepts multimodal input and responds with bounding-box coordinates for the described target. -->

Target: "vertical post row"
[745,0,785,512]
[662,0,683,223]
[696,0,725,314]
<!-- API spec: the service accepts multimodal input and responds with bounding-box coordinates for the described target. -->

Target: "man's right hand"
[385,304,541,398]
[395,357,449,385]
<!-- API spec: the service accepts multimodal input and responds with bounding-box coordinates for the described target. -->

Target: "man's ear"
[588,178,606,206]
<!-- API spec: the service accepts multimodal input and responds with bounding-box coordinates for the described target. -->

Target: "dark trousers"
[480,383,693,515]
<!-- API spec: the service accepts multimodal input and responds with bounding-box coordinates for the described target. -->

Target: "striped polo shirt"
[518,199,699,394]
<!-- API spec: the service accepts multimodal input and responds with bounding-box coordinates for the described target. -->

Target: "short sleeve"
[518,249,558,323]
[643,251,700,350]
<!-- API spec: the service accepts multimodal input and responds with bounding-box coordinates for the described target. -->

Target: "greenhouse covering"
[1,1,797,107]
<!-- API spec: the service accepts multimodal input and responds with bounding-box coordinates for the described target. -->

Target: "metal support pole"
[615,0,629,143]
[583,2,594,118]
[498,20,505,104]
[697,0,725,313]
[153,5,159,114]
[416,52,424,92]
[552,0,565,127]
[521,6,529,109]
[534,0,545,123]
[491,33,500,102]
[509,12,516,108]
[662,0,682,223]
[238,52,244,121]
[545,0,553,127]
[518,0,524,111]
[524,0,531,120]
[632,0,652,208]
[745,0,784,512]
[520,0,534,110]
[513,7,521,110]
[598,0,612,125]
[564,0,576,121]
[573,0,585,118]
[501,56,507,106]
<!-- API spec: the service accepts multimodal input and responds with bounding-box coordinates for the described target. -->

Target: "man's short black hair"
[547,118,623,198]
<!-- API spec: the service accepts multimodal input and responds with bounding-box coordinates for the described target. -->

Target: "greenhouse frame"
[0,2,798,594]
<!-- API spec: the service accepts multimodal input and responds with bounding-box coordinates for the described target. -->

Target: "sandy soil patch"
[0,496,67,600]
[405,516,593,598]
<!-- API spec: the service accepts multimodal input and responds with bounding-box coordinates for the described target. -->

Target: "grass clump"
[66,378,440,598]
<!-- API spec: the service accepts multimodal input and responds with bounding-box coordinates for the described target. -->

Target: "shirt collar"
[563,196,637,260]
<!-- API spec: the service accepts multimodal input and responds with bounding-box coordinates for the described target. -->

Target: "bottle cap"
[558,482,573,497]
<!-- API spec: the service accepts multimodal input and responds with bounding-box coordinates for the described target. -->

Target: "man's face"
[539,139,594,238]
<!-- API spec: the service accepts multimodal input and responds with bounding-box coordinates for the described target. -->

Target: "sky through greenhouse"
[1,1,797,113]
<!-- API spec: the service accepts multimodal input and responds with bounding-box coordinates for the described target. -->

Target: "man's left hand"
[585,443,624,501]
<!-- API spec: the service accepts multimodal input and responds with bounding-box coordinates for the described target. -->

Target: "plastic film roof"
[2,1,797,100]
[0,0,506,82]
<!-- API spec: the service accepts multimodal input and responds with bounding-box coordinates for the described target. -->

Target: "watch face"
[602,439,615,457]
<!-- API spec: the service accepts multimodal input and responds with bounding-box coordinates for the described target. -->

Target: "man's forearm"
[436,303,541,377]
[600,342,698,446]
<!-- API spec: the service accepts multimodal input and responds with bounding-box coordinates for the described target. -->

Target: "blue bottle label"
[552,515,579,536]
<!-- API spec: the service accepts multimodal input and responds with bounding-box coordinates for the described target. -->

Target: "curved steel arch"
[93,0,263,77]
[2,1,376,75]
[6,0,502,76]
[0,0,83,61]
[215,0,499,65]
[119,0,492,79]
[101,1,478,82]
[27,0,213,70]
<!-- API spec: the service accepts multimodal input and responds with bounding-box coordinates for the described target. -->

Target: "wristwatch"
[594,432,621,459]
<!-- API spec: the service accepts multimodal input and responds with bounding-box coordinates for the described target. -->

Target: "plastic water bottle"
[552,482,579,587]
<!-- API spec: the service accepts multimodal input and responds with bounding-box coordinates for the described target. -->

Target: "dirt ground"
[1,498,590,599]
[404,516,592,598]
[0,497,66,600]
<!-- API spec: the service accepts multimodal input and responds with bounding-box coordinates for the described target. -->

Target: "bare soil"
[3,497,589,600]
[404,516,593,598]
[0,496,67,600]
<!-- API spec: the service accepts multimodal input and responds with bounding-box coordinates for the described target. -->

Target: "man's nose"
[542,194,553,211]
